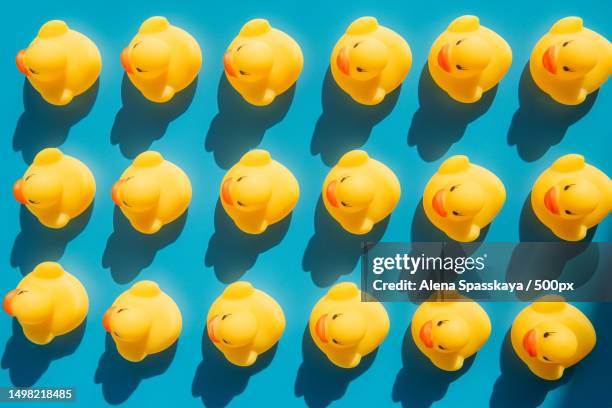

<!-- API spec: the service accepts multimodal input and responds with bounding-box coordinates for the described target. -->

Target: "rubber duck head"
[437,36,492,78]
[16,41,67,82]
[224,41,274,83]
[336,39,389,81]
[326,175,375,214]
[522,322,578,365]
[207,311,258,348]
[112,176,160,213]
[3,288,53,324]
[432,181,485,221]
[541,38,598,80]
[103,305,152,342]
[13,173,63,209]
[221,174,272,213]
[315,310,367,348]
[419,313,470,353]
[121,39,170,79]
[543,178,600,220]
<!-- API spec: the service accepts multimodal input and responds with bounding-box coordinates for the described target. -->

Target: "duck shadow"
[505,194,598,300]
[392,324,474,408]
[489,329,573,408]
[407,63,497,162]
[12,79,99,163]
[559,303,612,407]
[295,324,377,408]
[102,207,187,284]
[10,204,93,275]
[311,68,400,166]
[303,197,389,287]
[94,334,177,405]
[192,327,277,407]
[1,319,86,387]
[110,74,197,159]
[507,63,597,162]
[205,74,296,169]
[205,200,291,283]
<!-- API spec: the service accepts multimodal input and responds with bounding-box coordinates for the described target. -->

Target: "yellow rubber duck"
[309,282,389,368]
[531,154,612,241]
[323,150,400,235]
[121,16,202,103]
[220,150,299,234]
[428,15,512,103]
[411,297,491,371]
[3,262,88,345]
[530,17,612,105]
[16,20,101,106]
[224,19,303,106]
[112,151,192,234]
[511,299,596,380]
[330,16,412,105]
[207,282,285,367]
[13,148,96,229]
[102,280,182,362]
[423,155,506,242]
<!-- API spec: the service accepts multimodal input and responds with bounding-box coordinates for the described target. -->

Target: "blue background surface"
[1,0,611,406]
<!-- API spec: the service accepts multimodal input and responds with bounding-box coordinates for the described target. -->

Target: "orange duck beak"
[224,51,236,77]
[337,47,350,75]
[221,178,233,205]
[16,49,29,76]
[102,307,115,332]
[111,180,124,206]
[315,314,329,343]
[121,48,133,74]
[438,44,452,73]
[207,315,220,343]
[542,45,558,74]
[420,320,434,348]
[326,180,339,207]
[3,290,17,316]
[523,329,537,357]
[432,189,447,217]
[13,179,26,204]
[544,186,560,215]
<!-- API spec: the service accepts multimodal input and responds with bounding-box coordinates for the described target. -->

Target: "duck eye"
[332,339,340,344]
[27,199,36,204]
[456,64,467,70]
[237,201,245,207]
[356,67,367,73]
[450,184,459,192]
[28,68,38,75]
[117,308,127,313]
[237,176,245,182]
[543,332,552,338]
[562,66,571,72]
[437,320,448,327]
[543,356,550,361]
[239,70,249,76]
[236,45,244,52]
[353,42,361,48]
[340,201,350,207]
[438,345,446,350]
[136,67,144,73]
[122,200,130,207]
[563,184,574,191]
[340,176,349,183]
[332,313,342,320]
[564,210,573,215]
[222,339,230,344]
[452,211,461,216]
[221,314,231,320]
[562,41,570,47]
[455,39,464,45]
